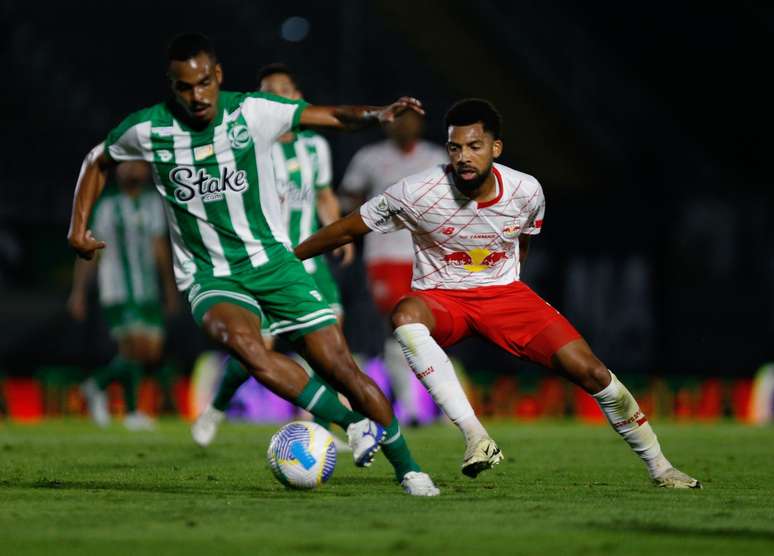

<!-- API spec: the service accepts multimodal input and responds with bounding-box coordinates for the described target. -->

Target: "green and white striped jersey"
[271,130,332,273]
[102,91,307,291]
[92,186,166,306]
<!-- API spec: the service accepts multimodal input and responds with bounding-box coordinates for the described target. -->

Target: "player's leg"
[298,324,438,494]
[120,331,160,431]
[391,294,500,477]
[367,262,419,424]
[550,339,701,488]
[200,302,371,437]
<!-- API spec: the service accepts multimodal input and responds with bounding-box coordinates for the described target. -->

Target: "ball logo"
[228,124,251,150]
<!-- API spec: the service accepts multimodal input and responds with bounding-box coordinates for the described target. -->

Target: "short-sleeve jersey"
[270,130,332,273]
[92,185,167,306]
[102,91,307,291]
[339,140,447,264]
[360,163,545,290]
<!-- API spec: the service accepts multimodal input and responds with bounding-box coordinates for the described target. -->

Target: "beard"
[451,162,492,193]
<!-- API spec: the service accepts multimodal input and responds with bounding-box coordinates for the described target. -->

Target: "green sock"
[381,418,421,480]
[295,375,364,429]
[212,357,251,412]
[312,416,333,430]
[119,360,142,413]
[93,355,132,390]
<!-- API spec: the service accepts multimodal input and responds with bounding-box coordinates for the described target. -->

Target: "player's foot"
[331,434,353,453]
[346,418,385,467]
[123,411,156,431]
[653,467,702,489]
[401,471,440,496]
[461,437,504,478]
[80,379,110,428]
[191,405,225,447]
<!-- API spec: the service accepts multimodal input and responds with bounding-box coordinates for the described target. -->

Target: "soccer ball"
[267,421,337,489]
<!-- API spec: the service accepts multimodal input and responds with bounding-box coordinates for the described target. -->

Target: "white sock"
[394,323,488,446]
[383,337,417,420]
[593,371,672,478]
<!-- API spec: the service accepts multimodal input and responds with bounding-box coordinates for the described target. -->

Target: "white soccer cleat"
[80,379,110,428]
[191,405,225,447]
[653,467,702,489]
[123,411,156,431]
[331,433,353,453]
[401,471,440,496]
[346,418,385,467]
[461,437,504,478]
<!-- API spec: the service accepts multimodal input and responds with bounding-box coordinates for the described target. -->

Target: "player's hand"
[377,97,424,123]
[332,243,355,267]
[69,229,106,260]
[66,290,88,321]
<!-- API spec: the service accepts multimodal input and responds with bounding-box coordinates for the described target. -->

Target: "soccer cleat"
[331,433,353,453]
[653,467,702,489]
[461,437,504,478]
[401,471,440,496]
[346,418,385,467]
[80,379,110,428]
[191,405,225,447]
[123,411,156,431]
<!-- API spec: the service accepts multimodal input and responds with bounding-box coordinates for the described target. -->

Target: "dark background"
[0,0,772,377]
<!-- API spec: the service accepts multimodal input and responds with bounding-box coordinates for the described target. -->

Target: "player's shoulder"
[394,164,450,198]
[108,102,167,137]
[417,140,447,157]
[298,129,329,146]
[233,91,306,109]
[494,163,542,193]
[353,139,394,160]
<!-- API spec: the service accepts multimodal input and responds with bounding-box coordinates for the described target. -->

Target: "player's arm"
[300,97,424,131]
[295,211,371,261]
[67,146,114,259]
[152,236,181,315]
[67,256,98,321]
[316,187,355,266]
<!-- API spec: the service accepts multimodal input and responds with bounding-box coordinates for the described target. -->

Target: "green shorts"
[308,256,342,316]
[187,252,338,342]
[102,302,164,339]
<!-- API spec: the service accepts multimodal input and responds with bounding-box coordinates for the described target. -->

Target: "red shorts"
[405,282,582,369]
[366,262,413,315]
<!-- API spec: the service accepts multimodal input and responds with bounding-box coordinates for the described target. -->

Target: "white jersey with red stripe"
[340,140,447,264]
[360,162,545,290]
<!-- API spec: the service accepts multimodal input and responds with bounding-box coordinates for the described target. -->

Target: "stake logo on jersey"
[169,166,248,203]
[360,163,546,290]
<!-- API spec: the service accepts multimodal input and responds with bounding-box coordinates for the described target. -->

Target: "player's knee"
[390,299,424,330]
[579,358,610,393]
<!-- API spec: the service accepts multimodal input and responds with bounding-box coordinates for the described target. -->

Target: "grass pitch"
[1,420,772,555]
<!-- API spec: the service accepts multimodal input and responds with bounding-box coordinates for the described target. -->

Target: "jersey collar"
[477,166,504,209]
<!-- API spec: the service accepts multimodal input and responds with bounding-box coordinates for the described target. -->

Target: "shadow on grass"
[592,521,774,541]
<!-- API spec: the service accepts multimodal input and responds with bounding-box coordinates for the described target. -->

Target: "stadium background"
[0,0,772,422]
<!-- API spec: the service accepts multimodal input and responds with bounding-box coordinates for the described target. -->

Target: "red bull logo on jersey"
[502,223,520,239]
[442,248,509,272]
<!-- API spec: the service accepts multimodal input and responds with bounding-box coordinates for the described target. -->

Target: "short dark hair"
[257,63,299,88]
[444,99,502,139]
[167,32,217,63]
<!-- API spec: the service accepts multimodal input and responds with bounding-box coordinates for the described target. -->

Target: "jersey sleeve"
[522,182,545,235]
[241,92,308,145]
[103,111,152,162]
[339,148,371,196]
[360,180,413,234]
[312,135,333,190]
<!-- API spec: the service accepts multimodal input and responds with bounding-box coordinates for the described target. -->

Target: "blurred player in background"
[68,161,179,430]
[296,98,701,488]
[67,33,438,495]
[192,63,353,450]
[339,111,446,424]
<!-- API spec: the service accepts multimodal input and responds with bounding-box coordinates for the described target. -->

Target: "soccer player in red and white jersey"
[296,99,701,488]
[339,112,446,423]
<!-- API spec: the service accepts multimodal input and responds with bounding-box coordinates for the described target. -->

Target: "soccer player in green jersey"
[67,33,438,495]
[192,63,355,449]
[68,161,179,430]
